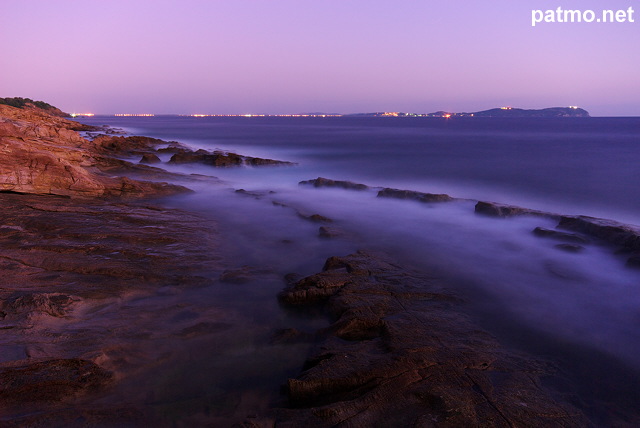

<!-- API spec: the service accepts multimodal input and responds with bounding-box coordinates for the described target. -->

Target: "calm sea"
[84,115,640,223]
[78,115,640,422]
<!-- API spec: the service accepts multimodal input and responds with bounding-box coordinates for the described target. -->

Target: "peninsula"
[347,106,590,118]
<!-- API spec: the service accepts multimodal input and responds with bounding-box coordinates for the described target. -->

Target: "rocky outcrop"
[558,216,640,251]
[475,201,553,218]
[299,177,369,190]
[0,359,112,403]
[168,148,294,167]
[0,105,188,198]
[377,187,453,203]
[276,252,590,427]
[533,227,590,244]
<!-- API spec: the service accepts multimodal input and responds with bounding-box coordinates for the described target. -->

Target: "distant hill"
[346,107,590,118]
[468,107,590,118]
[0,97,69,117]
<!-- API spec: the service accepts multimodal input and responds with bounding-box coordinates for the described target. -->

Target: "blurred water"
[77,115,640,420]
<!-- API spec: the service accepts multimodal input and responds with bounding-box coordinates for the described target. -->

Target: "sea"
[78,115,640,423]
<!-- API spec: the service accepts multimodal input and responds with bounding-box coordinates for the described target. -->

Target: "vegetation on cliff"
[0,97,68,117]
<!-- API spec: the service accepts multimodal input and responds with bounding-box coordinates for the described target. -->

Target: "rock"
[220,266,273,284]
[377,187,453,203]
[627,254,640,268]
[0,293,80,320]
[299,177,369,191]
[558,216,640,251]
[0,359,112,403]
[92,135,167,155]
[276,252,591,427]
[554,243,585,253]
[318,226,342,239]
[0,104,190,198]
[139,153,162,164]
[168,148,293,167]
[270,328,314,345]
[475,201,551,218]
[533,227,590,244]
[297,212,333,223]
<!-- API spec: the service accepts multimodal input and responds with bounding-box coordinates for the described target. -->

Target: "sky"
[1,0,639,116]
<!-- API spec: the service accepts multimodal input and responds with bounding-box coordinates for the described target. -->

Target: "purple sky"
[1,0,638,115]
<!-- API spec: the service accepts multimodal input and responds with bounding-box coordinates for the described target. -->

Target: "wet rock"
[377,187,453,203]
[475,201,551,218]
[627,254,640,269]
[1,293,80,320]
[139,153,162,164]
[318,226,342,239]
[170,150,244,166]
[220,266,273,284]
[0,359,112,403]
[92,135,167,155]
[554,243,585,253]
[558,216,640,251]
[533,227,590,244]
[176,322,232,338]
[297,212,333,223]
[169,148,293,167]
[235,189,265,198]
[299,177,369,191]
[276,252,590,427]
[270,328,314,345]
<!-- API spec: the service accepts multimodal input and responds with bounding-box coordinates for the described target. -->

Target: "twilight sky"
[1,0,638,116]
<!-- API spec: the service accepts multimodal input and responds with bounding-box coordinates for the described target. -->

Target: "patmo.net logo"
[532,7,636,26]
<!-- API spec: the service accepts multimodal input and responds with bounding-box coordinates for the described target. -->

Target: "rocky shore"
[1,105,639,426]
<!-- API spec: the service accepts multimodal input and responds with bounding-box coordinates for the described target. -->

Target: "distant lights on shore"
[569,106,579,109]
[114,113,154,117]
[185,113,340,118]
[70,113,94,117]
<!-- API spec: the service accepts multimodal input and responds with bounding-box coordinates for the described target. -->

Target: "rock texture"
[276,252,590,427]
[475,201,553,218]
[299,177,369,190]
[0,105,187,198]
[377,187,453,203]
[169,148,295,167]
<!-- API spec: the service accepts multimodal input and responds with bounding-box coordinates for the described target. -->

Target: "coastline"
[1,106,639,426]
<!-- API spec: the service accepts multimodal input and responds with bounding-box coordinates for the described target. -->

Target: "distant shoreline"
[72,106,595,118]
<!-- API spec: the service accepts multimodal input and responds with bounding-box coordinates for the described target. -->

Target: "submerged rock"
[475,201,551,218]
[554,243,585,253]
[0,359,112,403]
[169,148,294,167]
[377,187,453,203]
[558,216,640,251]
[533,227,590,244]
[299,177,369,190]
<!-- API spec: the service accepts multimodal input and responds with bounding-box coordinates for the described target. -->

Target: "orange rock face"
[0,105,187,198]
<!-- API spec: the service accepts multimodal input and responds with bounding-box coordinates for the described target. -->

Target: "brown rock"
[475,201,552,218]
[0,359,112,403]
[299,177,369,191]
[0,105,190,198]
[276,252,591,427]
[139,153,162,164]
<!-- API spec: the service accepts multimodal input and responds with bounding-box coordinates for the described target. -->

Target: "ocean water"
[78,115,640,421]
